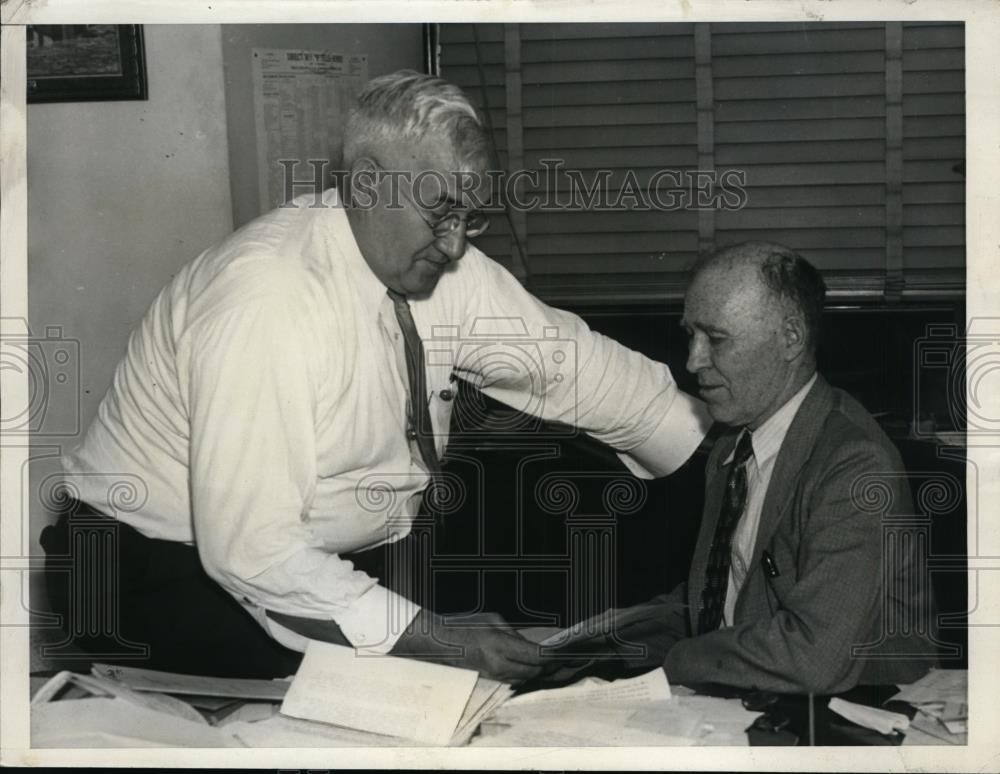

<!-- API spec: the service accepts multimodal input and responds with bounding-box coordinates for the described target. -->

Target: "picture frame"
[27,24,148,104]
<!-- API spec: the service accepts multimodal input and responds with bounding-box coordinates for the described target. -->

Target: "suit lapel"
[742,375,835,588]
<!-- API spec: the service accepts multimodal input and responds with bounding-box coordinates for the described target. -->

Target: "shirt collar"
[320,187,394,319]
[725,372,818,468]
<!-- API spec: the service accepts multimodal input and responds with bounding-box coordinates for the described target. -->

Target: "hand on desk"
[390,610,545,684]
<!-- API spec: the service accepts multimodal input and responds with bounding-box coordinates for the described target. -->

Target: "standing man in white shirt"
[612,242,937,693]
[44,70,710,681]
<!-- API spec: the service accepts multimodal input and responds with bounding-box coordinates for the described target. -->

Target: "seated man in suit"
[614,241,938,694]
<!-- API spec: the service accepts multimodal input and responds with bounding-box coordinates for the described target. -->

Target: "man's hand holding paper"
[390,610,545,684]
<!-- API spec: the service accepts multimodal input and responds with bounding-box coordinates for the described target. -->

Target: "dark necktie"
[697,430,754,634]
[387,290,441,476]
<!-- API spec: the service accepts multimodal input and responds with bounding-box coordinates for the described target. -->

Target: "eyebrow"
[679,319,731,336]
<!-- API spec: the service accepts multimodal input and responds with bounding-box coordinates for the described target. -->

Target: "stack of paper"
[829,697,910,735]
[35,648,514,748]
[31,671,239,747]
[92,663,293,726]
[92,663,291,702]
[672,693,763,746]
[893,669,968,744]
[473,669,715,746]
[276,641,511,746]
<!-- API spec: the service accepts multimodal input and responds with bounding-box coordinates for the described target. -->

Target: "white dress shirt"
[63,189,710,653]
[723,373,818,626]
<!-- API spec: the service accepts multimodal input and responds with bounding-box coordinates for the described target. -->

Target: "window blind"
[439,22,964,303]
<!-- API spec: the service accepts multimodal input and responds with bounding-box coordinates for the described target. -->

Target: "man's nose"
[686,336,710,374]
[435,227,468,262]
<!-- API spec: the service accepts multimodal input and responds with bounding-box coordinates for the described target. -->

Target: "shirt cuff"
[332,583,422,655]
[617,390,712,478]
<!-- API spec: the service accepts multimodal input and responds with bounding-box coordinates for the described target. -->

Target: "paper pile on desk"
[31,671,241,747]
[671,690,764,746]
[275,641,512,746]
[829,697,909,735]
[34,649,513,748]
[893,669,967,744]
[472,669,760,746]
[92,663,291,702]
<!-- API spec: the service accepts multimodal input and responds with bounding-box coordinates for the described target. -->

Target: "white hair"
[342,70,491,172]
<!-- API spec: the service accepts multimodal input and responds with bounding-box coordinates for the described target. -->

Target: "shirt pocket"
[428,381,457,458]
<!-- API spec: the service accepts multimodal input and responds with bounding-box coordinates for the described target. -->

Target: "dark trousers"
[40,501,405,679]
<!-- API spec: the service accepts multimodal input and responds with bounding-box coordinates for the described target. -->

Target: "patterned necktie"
[697,430,754,634]
[387,290,441,476]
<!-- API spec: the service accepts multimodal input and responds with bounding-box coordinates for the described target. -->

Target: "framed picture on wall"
[27,24,147,104]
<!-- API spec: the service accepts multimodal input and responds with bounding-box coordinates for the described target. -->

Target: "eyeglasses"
[375,164,490,239]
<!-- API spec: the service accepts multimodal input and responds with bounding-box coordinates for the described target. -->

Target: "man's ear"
[347,156,381,211]
[350,156,376,174]
[781,314,807,362]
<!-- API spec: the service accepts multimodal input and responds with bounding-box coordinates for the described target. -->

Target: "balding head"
[681,242,824,429]
[694,242,826,356]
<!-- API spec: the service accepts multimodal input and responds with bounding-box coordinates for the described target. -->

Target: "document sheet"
[279,641,481,746]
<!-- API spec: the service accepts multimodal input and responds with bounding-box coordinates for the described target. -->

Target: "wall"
[221,24,424,227]
[26,25,235,548]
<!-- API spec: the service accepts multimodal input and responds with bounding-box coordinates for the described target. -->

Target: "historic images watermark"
[276,158,749,214]
[0,318,80,438]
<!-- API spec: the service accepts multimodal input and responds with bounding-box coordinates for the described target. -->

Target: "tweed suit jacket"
[662,375,938,694]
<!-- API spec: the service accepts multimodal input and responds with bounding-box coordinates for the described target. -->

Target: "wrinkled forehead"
[684,261,778,327]
[384,135,490,206]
